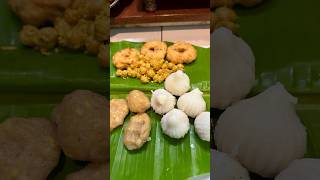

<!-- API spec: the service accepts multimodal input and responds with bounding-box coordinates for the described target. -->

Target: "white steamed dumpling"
[194,112,210,142]
[212,150,250,180]
[275,158,320,180]
[212,27,255,109]
[214,82,306,178]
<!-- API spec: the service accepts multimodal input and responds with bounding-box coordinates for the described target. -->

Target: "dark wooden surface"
[111,0,210,27]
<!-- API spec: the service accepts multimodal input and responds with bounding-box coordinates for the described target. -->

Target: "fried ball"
[20,25,40,47]
[141,41,167,60]
[94,14,109,42]
[65,20,95,50]
[66,163,107,180]
[123,113,151,150]
[110,99,129,131]
[8,0,72,26]
[215,21,240,34]
[52,90,108,162]
[127,90,150,113]
[167,42,197,64]
[0,117,60,180]
[112,48,140,69]
[20,25,58,52]
[54,17,72,47]
[215,7,238,22]
[37,27,58,51]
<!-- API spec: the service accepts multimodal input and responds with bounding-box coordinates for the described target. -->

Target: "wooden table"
[111,0,210,27]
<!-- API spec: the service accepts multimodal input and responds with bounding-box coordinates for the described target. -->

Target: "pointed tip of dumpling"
[265,82,298,104]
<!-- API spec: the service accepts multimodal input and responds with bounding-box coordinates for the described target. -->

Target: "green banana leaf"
[110,41,210,93]
[236,0,320,158]
[224,0,320,179]
[0,0,107,97]
[110,42,210,180]
[0,0,108,179]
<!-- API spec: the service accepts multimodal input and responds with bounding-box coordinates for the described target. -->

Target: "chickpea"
[172,65,178,71]
[130,63,138,69]
[177,64,184,70]
[157,69,163,74]
[153,74,159,82]
[128,69,137,77]
[122,70,128,78]
[162,63,168,69]
[116,69,123,76]
[168,62,174,69]
[147,69,155,78]
[159,74,167,82]
[140,75,149,83]
[136,61,143,67]
[145,63,151,69]
[139,66,147,74]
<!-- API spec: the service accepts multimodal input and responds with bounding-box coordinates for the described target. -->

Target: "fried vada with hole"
[141,41,167,60]
[167,42,197,64]
[112,48,140,69]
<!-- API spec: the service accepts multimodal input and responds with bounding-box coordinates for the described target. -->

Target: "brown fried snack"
[0,117,60,180]
[8,0,72,26]
[52,90,108,163]
[123,113,151,150]
[127,90,150,113]
[66,163,107,180]
[110,99,129,131]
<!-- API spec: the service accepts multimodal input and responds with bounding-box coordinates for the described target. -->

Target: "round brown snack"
[112,48,140,69]
[66,163,107,180]
[215,7,238,22]
[0,117,60,180]
[167,42,197,64]
[141,41,167,60]
[124,113,151,150]
[127,90,150,113]
[20,25,40,47]
[52,90,108,162]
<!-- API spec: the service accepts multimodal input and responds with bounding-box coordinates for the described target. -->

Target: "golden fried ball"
[127,90,150,113]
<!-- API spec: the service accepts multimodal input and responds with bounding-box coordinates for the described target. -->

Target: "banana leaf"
[0,1,108,179]
[110,41,211,180]
[236,0,320,158]
[110,41,210,93]
[214,0,320,179]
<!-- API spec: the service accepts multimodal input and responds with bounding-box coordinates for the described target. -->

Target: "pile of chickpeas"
[116,55,184,83]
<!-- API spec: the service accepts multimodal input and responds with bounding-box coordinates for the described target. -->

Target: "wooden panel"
[111,0,210,27]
